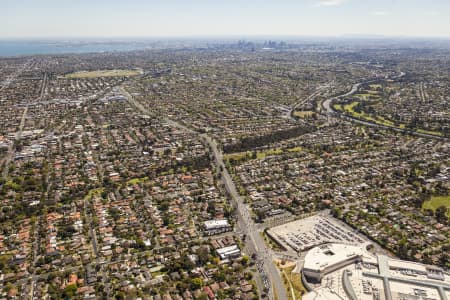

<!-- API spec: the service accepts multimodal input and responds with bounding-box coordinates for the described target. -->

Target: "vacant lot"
[64,69,141,78]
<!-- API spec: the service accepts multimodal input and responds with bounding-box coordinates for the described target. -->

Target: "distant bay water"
[0,40,153,57]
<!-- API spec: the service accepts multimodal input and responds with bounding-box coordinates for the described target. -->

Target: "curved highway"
[287,82,332,121]
[321,72,448,141]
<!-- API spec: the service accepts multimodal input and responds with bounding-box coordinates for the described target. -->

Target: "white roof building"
[302,243,450,300]
[303,243,376,281]
[216,245,241,260]
[204,219,230,230]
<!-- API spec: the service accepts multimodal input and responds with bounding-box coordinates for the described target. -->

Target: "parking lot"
[266,215,367,252]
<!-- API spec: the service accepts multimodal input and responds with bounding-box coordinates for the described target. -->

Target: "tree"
[180,254,195,271]
[135,238,146,249]
[439,252,449,267]
[63,284,77,299]
[207,201,216,214]
[331,207,342,218]
[397,238,409,259]
[255,209,265,222]
[196,293,208,300]
[190,277,203,289]
[435,206,449,224]
[241,255,249,266]
[196,247,210,265]
[159,201,169,211]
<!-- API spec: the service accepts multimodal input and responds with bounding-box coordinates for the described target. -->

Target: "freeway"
[321,73,448,141]
[286,82,332,121]
[120,86,287,300]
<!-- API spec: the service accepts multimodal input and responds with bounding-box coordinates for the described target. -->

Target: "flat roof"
[303,243,375,272]
[302,287,345,300]
[303,243,450,300]
[216,244,239,255]
[388,257,428,273]
[204,219,229,229]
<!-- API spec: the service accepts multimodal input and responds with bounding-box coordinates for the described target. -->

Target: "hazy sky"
[2,0,450,38]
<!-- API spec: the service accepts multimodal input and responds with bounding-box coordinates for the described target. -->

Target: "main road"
[2,71,47,180]
[202,135,287,300]
[120,87,287,300]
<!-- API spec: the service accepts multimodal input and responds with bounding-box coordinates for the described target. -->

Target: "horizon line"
[1,34,450,41]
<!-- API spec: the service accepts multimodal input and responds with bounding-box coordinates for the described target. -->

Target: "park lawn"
[343,102,398,127]
[127,177,148,185]
[343,102,375,121]
[333,104,343,111]
[290,271,307,299]
[354,93,371,100]
[343,102,442,136]
[375,115,395,127]
[343,101,359,111]
[280,264,307,300]
[150,271,167,277]
[287,147,303,153]
[422,195,450,216]
[367,90,380,95]
[416,128,443,137]
[257,148,283,159]
[226,147,302,162]
[224,151,251,161]
[335,99,443,136]
[84,188,104,200]
[293,111,315,118]
[64,69,141,78]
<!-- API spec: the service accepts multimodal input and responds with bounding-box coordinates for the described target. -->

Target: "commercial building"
[216,245,241,260]
[203,219,232,235]
[302,243,450,300]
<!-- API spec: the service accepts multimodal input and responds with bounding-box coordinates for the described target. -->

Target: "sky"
[1,0,450,38]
